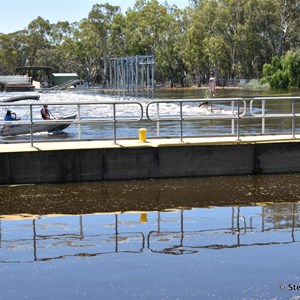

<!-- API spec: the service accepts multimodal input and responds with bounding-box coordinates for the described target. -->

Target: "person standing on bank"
[41,105,52,120]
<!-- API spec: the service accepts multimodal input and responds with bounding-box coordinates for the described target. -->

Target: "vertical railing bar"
[262,99,265,134]
[180,101,183,142]
[156,102,160,137]
[231,100,235,134]
[236,99,240,141]
[113,103,117,145]
[30,104,34,147]
[292,97,295,138]
[77,104,81,140]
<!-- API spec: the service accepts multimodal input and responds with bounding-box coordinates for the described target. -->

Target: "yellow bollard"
[138,128,147,142]
[140,212,148,223]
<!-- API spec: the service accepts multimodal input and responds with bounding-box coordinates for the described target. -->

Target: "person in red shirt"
[41,105,51,120]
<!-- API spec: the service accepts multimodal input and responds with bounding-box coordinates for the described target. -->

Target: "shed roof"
[52,73,78,77]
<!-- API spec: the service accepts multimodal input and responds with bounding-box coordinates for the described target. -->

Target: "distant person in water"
[198,101,209,108]
[4,110,20,121]
[41,105,52,120]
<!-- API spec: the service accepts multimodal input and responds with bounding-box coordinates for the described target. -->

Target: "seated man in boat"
[4,110,20,121]
[41,105,52,120]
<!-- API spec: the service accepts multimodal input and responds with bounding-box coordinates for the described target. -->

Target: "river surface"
[1,88,300,142]
[1,89,300,299]
[1,174,300,300]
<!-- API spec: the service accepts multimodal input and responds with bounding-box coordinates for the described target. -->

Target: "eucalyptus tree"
[184,0,300,85]
[87,3,121,84]
[24,17,52,66]
[0,33,19,74]
[148,3,187,87]
[188,0,204,7]
[34,21,77,73]
[275,0,300,57]
[185,0,233,85]
[182,7,207,86]
[62,3,120,84]
[108,12,127,58]
[124,0,186,86]
[226,0,274,78]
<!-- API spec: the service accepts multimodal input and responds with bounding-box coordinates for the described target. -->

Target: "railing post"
[77,104,81,139]
[113,103,117,144]
[262,100,265,134]
[292,97,295,138]
[30,104,34,147]
[236,99,240,141]
[231,100,235,134]
[156,103,160,137]
[180,102,183,142]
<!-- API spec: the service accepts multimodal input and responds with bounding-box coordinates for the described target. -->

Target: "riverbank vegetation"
[0,0,299,88]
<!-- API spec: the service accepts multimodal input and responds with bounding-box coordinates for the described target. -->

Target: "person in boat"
[4,110,20,121]
[41,105,52,120]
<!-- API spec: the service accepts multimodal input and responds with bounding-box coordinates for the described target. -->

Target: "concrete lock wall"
[1,142,300,185]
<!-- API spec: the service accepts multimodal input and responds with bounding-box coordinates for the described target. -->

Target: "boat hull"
[0,115,77,136]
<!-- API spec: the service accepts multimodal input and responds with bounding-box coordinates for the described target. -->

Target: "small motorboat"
[0,94,77,136]
[0,115,77,136]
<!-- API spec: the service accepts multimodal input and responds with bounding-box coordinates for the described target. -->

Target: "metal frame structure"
[109,55,155,91]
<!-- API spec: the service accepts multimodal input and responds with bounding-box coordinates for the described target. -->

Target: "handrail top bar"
[1,96,300,107]
[147,98,242,103]
[148,96,300,103]
[253,96,300,100]
[0,100,145,107]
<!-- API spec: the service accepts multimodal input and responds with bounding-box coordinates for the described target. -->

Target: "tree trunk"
[276,0,289,57]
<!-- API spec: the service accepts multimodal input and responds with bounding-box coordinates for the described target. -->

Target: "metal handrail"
[0,101,144,145]
[1,96,300,145]
[145,97,300,141]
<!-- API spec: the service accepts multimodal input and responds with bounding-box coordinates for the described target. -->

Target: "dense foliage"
[261,50,300,89]
[0,0,299,87]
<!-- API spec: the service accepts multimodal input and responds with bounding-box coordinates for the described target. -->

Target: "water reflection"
[1,175,300,299]
[1,174,299,263]
[0,203,299,263]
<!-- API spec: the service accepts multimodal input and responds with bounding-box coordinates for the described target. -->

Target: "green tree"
[0,0,300,87]
[0,34,19,74]
[63,3,120,84]
[124,0,187,86]
[24,17,52,66]
[262,50,300,89]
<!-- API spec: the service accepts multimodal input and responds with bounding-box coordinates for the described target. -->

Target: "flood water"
[1,174,300,300]
[1,88,300,143]
[1,88,300,299]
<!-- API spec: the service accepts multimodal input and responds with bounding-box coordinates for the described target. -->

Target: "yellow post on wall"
[140,212,148,223]
[139,128,147,142]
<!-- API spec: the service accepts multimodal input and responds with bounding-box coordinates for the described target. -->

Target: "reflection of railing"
[0,215,145,263]
[0,204,299,262]
[147,206,299,255]
[1,96,300,145]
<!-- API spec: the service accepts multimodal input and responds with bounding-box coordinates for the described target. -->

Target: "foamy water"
[0,91,263,141]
